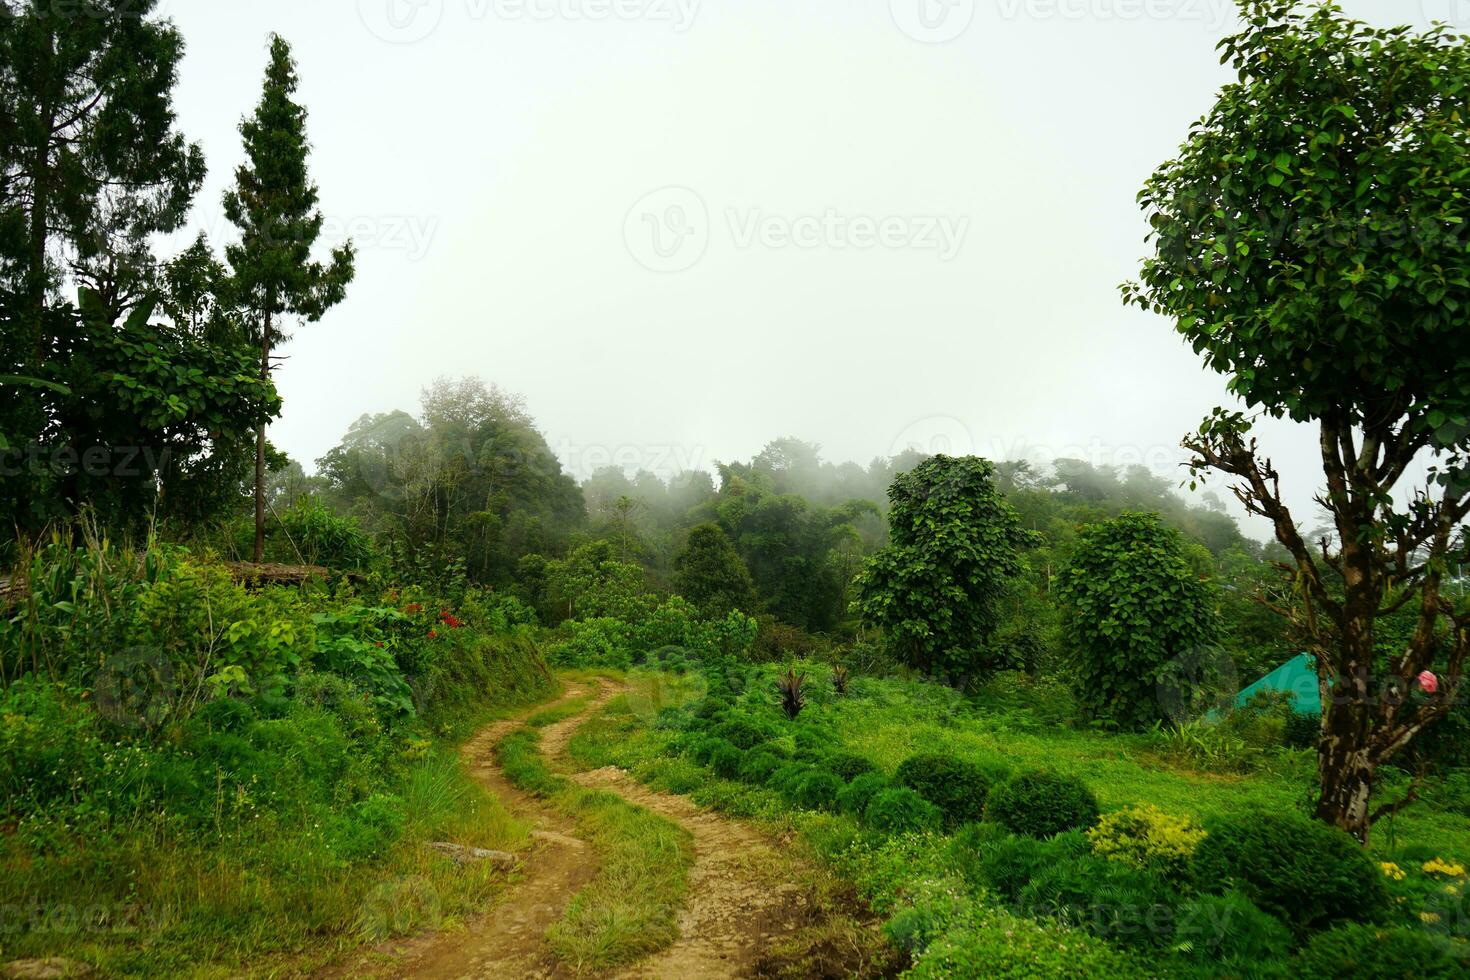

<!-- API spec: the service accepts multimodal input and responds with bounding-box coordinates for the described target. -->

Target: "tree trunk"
[1315,736,1375,843]
[252,312,271,563]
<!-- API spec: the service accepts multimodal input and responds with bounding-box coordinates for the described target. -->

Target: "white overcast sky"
[159,0,1465,535]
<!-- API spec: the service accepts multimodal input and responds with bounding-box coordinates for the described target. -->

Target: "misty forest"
[2,1,1470,977]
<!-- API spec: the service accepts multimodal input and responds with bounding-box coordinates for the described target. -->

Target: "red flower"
[427,629,438,639]
[438,610,464,629]
[403,603,423,615]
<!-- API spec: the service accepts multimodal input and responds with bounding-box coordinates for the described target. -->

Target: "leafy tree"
[315,379,584,583]
[0,0,206,528]
[1058,512,1219,730]
[224,34,354,562]
[854,455,1037,682]
[1124,2,1470,839]
[673,523,757,617]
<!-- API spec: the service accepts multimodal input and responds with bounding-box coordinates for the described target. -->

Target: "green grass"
[495,724,693,973]
[563,666,1470,979]
[0,672,560,978]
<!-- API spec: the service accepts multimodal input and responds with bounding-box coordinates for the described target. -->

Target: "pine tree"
[223,34,354,562]
[0,0,204,522]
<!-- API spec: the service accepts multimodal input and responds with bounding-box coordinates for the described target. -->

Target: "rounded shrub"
[986,769,1100,838]
[1190,810,1388,934]
[713,714,772,750]
[1172,890,1291,971]
[736,750,782,785]
[1018,854,1176,948]
[864,787,943,834]
[1087,803,1206,880]
[953,828,1090,899]
[826,751,877,782]
[690,736,737,769]
[693,696,730,722]
[770,762,814,800]
[708,741,744,780]
[895,752,1006,828]
[835,772,891,816]
[1293,923,1466,979]
[793,771,844,811]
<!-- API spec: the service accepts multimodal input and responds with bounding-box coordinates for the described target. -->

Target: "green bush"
[895,752,1005,828]
[1058,512,1220,730]
[712,714,772,750]
[770,763,814,800]
[1173,890,1291,973]
[1087,803,1207,880]
[793,771,845,811]
[707,741,744,780]
[954,828,1090,900]
[865,787,943,834]
[689,736,737,769]
[1191,810,1388,934]
[826,751,876,782]
[1018,854,1176,948]
[906,908,1145,979]
[736,750,782,785]
[986,769,1099,838]
[1293,923,1467,979]
[836,772,891,816]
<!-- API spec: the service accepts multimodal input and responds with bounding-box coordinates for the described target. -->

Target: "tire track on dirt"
[325,685,600,980]
[554,682,807,980]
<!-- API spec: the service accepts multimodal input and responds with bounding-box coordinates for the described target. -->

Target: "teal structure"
[1234,652,1321,716]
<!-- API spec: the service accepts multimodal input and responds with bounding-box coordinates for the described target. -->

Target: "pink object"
[1418,670,1439,694]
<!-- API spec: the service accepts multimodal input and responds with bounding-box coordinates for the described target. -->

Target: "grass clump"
[495,724,693,972]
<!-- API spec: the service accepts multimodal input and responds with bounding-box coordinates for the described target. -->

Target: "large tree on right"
[1125,1,1470,841]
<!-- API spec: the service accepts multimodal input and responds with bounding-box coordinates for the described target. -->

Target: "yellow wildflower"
[1422,858,1467,877]
[1379,862,1406,880]
[1420,911,1442,924]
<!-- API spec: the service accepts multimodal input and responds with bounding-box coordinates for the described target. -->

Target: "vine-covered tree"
[1058,512,1219,730]
[224,34,354,562]
[854,455,1037,683]
[673,523,758,617]
[1124,1,1470,839]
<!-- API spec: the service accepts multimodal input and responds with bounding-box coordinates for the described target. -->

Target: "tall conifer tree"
[224,34,354,561]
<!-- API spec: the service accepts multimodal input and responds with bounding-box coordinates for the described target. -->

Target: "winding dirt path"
[328,677,868,978]
[326,684,600,980]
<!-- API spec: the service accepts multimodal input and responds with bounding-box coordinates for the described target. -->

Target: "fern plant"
[832,665,850,695]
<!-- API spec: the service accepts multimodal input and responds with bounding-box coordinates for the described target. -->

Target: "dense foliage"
[854,455,1037,681]
[1059,512,1220,729]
